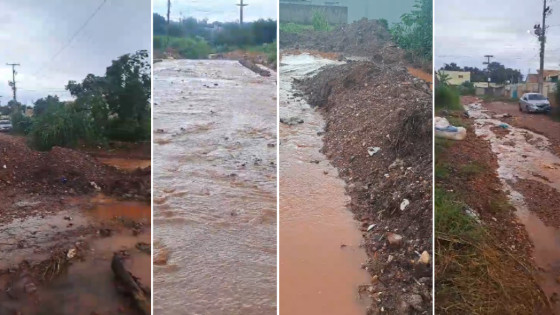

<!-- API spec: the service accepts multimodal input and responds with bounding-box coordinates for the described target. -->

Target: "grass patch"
[458,161,486,178]
[435,188,482,241]
[245,41,277,64]
[280,22,314,34]
[435,163,450,180]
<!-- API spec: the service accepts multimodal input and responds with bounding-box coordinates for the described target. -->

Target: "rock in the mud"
[418,251,430,265]
[280,117,304,126]
[387,233,403,248]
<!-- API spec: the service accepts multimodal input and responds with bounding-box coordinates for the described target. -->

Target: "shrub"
[390,0,432,61]
[168,36,212,59]
[10,111,34,135]
[435,85,462,110]
[29,106,95,151]
[457,81,475,95]
[312,11,330,31]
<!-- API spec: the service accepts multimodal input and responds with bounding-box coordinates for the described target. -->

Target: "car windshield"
[528,94,547,100]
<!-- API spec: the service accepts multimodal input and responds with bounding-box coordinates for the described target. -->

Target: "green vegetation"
[457,81,475,95]
[311,10,330,31]
[153,14,276,59]
[10,50,150,151]
[458,161,487,178]
[435,86,461,110]
[279,22,313,34]
[435,188,482,241]
[154,36,212,59]
[390,0,432,62]
[246,41,277,64]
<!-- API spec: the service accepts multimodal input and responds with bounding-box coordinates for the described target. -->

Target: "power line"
[34,0,108,76]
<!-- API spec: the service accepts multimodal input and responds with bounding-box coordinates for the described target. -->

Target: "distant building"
[527,70,560,83]
[279,0,415,24]
[439,70,470,86]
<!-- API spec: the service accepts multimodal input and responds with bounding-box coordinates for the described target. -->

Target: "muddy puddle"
[468,103,560,310]
[0,195,151,314]
[153,59,277,314]
[279,53,369,314]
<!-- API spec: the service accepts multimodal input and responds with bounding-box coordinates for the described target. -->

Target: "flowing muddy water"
[279,53,369,314]
[153,59,277,314]
[468,103,560,310]
[0,195,151,314]
[98,157,151,172]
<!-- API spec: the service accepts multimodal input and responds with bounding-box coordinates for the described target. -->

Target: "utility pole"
[534,0,552,94]
[166,0,171,46]
[483,55,493,88]
[6,63,20,103]
[236,0,248,25]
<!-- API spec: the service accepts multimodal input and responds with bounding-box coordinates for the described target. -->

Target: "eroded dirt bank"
[153,59,277,314]
[0,134,151,314]
[296,58,432,313]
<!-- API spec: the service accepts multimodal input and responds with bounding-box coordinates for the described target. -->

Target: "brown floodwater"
[469,103,560,311]
[153,59,277,314]
[0,195,151,315]
[279,53,370,314]
[98,157,151,172]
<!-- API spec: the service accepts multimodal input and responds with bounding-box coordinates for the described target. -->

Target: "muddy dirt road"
[279,53,370,314]
[467,100,560,312]
[0,134,151,315]
[153,59,277,314]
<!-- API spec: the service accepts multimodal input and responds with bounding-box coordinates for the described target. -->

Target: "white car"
[519,93,551,113]
[0,120,12,132]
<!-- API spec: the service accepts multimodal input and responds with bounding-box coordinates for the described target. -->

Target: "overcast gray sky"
[153,0,277,23]
[0,0,151,105]
[435,0,560,78]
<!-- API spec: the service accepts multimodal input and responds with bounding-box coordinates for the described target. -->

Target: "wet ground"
[467,101,560,311]
[0,194,151,315]
[153,59,277,314]
[279,53,370,314]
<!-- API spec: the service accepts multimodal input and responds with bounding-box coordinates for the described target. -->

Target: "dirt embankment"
[281,19,430,71]
[0,134,150,202]
[299,59,432,313]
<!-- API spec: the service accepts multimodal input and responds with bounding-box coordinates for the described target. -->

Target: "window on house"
[458,75,463,78]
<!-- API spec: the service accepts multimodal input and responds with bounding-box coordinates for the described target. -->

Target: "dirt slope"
[0,134,150,200]
[300,60,432,313]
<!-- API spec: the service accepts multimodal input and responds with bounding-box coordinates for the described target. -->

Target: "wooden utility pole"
[6,63,20,103]
[237,0,248,25]
[535,0,552,94]
[483,55,493,88]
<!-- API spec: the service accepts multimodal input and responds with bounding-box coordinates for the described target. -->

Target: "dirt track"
[463,97,560,312]
[484,101,560,155]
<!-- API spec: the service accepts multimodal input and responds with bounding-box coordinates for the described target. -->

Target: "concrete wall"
[280,3,348,25]
[280,0,416,24]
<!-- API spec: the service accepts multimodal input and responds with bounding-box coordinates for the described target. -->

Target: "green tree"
[391,0,432,61]
[33,95,63,116]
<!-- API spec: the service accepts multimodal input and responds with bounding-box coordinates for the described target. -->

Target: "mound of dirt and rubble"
[281,19,410,67]
[0,134,150,200]
[298,60,432,313]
